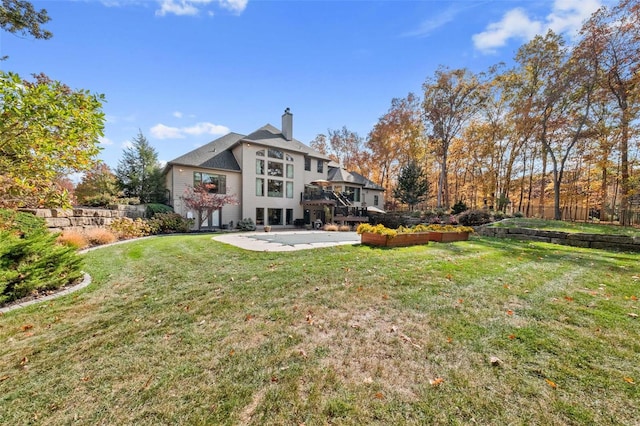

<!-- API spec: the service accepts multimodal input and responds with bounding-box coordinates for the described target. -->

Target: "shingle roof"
[167,132,244,172]
[242,124,331,160]
[328,166,385,191]
[166,124,331,174]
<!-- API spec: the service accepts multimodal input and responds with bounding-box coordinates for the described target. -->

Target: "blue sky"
[2,0,604,171]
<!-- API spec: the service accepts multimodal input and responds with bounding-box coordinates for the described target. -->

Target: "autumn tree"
[393,160,429,211]
[581,0,640,224]
[0,72,105,208]
[422,67,486,209]
[75,162,120,206]
[367,93,424,196]
[116,132,166,204]
[181,183,239,230]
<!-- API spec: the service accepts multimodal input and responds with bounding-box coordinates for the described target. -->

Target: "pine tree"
[393,160,429,211]
[116,132,166,204]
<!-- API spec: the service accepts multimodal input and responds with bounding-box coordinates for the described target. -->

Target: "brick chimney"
[282,108,293,141]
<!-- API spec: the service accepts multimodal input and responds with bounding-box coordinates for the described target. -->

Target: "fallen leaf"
[545,378,557,389]
[623,377,634,384]
[445,273,453,281]
[458,299,464,304]
[271,376,278,383]
[447,337,453,343]
[20,357,28,366]
[631,295,638,301]
[429,377,444,387]
[374,392,384,399]
[245,314,254,321]
[508,334,516,340]
[490,356,502,367]
[506,310,514,316]
[229,349,235,356]
[0,375,9,381]
[503,284,510,289]
[81,376,90,382]
[564,296,574,302]
[628,313,639,318]
[20,324,33,332]
[382,294,389,300]
[299,349,307,358]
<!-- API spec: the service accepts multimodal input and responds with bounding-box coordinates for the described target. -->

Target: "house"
[164,109,385,230]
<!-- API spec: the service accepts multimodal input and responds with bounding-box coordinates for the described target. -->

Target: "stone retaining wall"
[20,205,147,233]
[476,226,640,252]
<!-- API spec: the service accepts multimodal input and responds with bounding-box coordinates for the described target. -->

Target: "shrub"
[514,211,524,218]
[146,203,174,218]
[81,194,117,207]
[324,224,339,231]
[492,211,507,221]
[147,213,193,234]
[338,225,352,232]
[85,228,117,246]
[57,230,89,249]
[109,217,151,239]
[0,209,83,305]
[451,200,468,215]
[457,209,492,226]
[237,218,256,231]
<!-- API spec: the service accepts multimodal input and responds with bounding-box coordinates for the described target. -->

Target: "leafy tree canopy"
[0,0,51,59]
[0,71,105,208]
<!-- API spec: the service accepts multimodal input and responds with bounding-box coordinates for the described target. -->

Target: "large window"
[268,208,283,225]
[374,195,379,206]
[256,159,264,175]
[317,160,323,173]
[256,178,264,196]
[304,157,311,171]
[268,149,283,159]
[286,181,294,198]
[345,186,361,202]
[268,179,283,197]
[194,172,226,194]
[256,208,264,225]
[268,161,283,177]
[286,209,293,225]
[286,153,294,162]
[286,164,294,179]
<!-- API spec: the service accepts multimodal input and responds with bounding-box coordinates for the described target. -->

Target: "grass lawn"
[1,234,639,425]
[491,218,640,236]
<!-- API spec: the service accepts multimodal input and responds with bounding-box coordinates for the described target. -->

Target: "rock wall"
[20,205,147,233]
[477,226,640,252]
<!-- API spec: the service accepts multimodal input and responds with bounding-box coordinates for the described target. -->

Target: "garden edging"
[477,226,640,252]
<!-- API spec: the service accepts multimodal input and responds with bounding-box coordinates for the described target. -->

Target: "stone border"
[477,225,640,252]
[0,272,92,314]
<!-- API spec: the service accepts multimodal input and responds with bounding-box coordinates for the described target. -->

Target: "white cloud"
[99,136,114,146]
[172,111,183,118]
[156,0,213,17]
[219,0,248,14]
[150,122,230,139]
[473,8,542,53]
[155,0,248,17]
[151,123,186,139]
[404,7,461,38]
[183,122,230,136]
[472,0,602,53]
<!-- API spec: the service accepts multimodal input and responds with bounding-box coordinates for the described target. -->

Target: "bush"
[81,194,117,207]
[146,203,174,218]
[338,225,352,232]
[451,200,468,215]
[85,228,117,246]
[0,209,83,305]
[237,218,256,231]
[147,213,193,234]
[456,209,492,226]
[514,211,524,218]
[492,211,507,221]
[57,230,89,249]
[109,217,151,239]
[324,224,339,231]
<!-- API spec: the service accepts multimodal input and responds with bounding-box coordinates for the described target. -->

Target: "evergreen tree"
[116,132,166,204]
[393,160,429,211]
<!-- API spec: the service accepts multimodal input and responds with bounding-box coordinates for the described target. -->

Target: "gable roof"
[328,166,385,191]
[167,132,244,172]
[166,124,331,173]
[242,124,330,160]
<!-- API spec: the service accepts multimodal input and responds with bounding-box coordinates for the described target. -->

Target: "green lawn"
[1,234,639,425]
[492,218,640,236]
